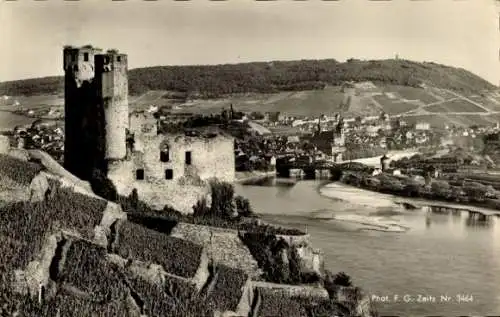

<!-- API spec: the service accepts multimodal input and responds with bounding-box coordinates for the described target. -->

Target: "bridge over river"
[275,158,337,179]
[275,150,418,179]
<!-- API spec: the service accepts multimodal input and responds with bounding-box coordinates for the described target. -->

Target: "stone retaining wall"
[251,281,329,300]
[170,223,262,279]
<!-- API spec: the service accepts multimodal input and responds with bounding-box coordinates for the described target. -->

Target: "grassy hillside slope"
[2,58,499,130]
[0,59,496,98]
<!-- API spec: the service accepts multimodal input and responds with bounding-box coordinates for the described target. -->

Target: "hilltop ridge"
[0,59,496,98]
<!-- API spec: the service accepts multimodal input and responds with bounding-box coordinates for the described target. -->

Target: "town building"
[353,81,378,91]
[365,125,380,137]
[158,112,195,124]
[63,45,235,213]
[415,122,431,131]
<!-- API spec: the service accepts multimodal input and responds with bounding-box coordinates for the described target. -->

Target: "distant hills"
[3,58,500,130]
[0,59,496,98]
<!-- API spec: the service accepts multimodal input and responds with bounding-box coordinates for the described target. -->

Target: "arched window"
[160,149,170,162]
[38,284,45,305]
[160,141,170,162]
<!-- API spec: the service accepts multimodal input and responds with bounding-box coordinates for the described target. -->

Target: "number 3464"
[456,294,474,303]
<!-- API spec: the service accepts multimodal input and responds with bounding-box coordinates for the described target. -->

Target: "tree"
[250,111,265,120]
[323,271,353,298]
[378,174,405,192]
[209,180,235,219]
[235,195,253,217]
[431,180,451,199]
[403,181,421,197]
[192,197,210,218]
[463,182,488,202]
[450,186,465,202]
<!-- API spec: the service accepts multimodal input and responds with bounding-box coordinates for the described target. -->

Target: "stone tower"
[63,45,128,181]
[95,50,129,161]
[63,45,104,180]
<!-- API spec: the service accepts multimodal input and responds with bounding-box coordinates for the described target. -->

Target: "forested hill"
[0,58,496,98]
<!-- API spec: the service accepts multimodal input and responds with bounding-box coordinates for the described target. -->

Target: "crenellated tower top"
[63,45,103,88]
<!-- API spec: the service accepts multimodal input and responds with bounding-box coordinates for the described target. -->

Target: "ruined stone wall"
[135,183,209,213]
[10,171,127,298]
[133,133,235,184]
[28,150,93,193]
[191,135,234,182]
[107,159,210,213]
[108,131,235,213]
[129,112,157,136]
[0,135,10,154]
[106,244,210,292]
[107,159,135,194]
[14,233,60,297]
[252,281,329,300]
[276,234,325,277]
[93,201,128,248]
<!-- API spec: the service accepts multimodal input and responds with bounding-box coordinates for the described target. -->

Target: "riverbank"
[392,196,500,216]
[327,178,500,217]
[235,180,500,316]
[235,170,277,184]
[308,181,410,232]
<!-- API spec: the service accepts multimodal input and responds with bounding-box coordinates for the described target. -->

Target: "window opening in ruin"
[165,169,173,180]
[83,52,89,62]
[185,151,192,165]
[38,284,45,305]
[117,56,122,62]
[160,150,170,162]
[136,169,144,180]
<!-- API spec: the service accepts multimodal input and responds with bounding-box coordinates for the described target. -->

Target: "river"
[0,111,36,131]
[234,179,500,316]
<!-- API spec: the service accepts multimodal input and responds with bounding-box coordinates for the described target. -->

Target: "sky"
[0,0,499,85]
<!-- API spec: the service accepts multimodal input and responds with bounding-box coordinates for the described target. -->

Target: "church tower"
[333,116,345,147]
[331,115,346,163]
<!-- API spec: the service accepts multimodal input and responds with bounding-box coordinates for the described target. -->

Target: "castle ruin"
[63,45,235,213]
